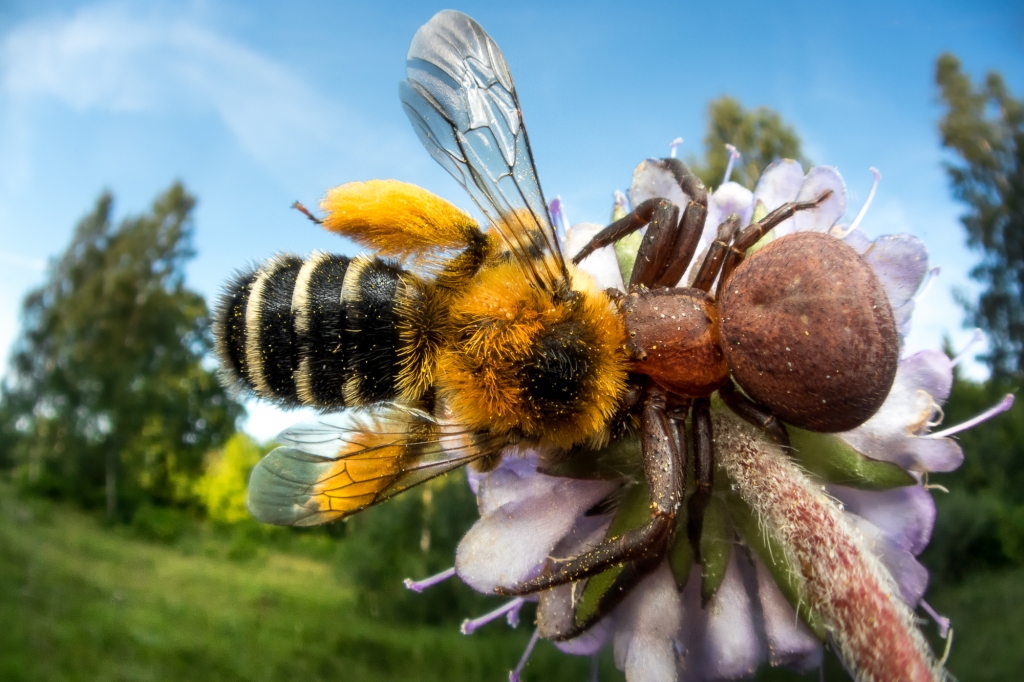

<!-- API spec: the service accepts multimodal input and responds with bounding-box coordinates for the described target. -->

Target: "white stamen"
[722,143,740,184]
[669,137,684,158]
[403,567,455,593]
[550,196,569,243]
[590,653,600,682]
[509,627,541,682]
[952,329,985,367]
[849,167,881,231]
[920,599,951,639]
[461,598,526,635]
[925,394,1015,439]
[914,267,941,304]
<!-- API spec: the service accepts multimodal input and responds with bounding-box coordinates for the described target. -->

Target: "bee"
[215,10,899,636]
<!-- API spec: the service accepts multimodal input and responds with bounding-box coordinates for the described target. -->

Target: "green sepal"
[614,231,644,285]
[540,435,644,482]
[699,496,732,604]
[788,427,916,490]
[669,517,694,591]
[574,480,651,627]
[725,492,827,640]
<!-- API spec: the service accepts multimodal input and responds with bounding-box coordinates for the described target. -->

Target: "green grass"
[3,487,1023,682]
[0,488,617,682]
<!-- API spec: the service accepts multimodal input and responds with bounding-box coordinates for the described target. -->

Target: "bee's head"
[439,261,629,449]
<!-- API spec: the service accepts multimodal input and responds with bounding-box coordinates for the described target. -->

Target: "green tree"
[937,53,1024,378]
[689,95,810,189]
[0,184,242,518]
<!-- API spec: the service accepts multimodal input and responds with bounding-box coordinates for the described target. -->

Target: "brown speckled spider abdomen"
[718,231,899,433]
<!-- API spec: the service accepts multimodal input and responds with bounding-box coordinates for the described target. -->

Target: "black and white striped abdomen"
[215,252,414,409]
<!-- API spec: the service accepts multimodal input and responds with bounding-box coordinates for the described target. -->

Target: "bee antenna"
[292,201,323,225]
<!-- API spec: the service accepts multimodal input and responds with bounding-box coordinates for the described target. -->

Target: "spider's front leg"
[496,383,684,596]
[572,158,708,289]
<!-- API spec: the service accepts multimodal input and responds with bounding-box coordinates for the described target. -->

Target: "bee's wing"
[247,404,502,527]
[400,10,568,295]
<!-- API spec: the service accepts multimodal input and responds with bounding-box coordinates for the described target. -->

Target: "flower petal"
[554,618,614,656]
[905,437,964,473]
[838,351,957,472]
[613,563,682,682]
[706,182,754,232]
[753,159,805,212]
[473,452,553,515]
[628,158,690,209]
[677,548,764,681]
[456,475,616,592]
[564,222,627,292]
[848,514,930,607]
[828,484,936,556]
[791,166,848,234]
[753,555,823,671]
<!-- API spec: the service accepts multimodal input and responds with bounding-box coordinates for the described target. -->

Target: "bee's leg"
[718,378,790,447]
[496,383,683,596]
[572,159,708,289]
[715,190,834,294]
[686,397,713,566]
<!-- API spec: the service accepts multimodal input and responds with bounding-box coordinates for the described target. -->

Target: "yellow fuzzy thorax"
[437,257,629,449]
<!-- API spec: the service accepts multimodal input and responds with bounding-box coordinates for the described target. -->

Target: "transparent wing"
[400,10,568,295]
[247,404,502,526]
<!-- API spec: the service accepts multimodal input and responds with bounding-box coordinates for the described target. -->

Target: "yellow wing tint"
[246,404,501,527]
[319,180,482,260]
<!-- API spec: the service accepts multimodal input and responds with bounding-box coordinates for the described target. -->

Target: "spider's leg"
[572,159,708,289]
[716,190,833,293]
[718,378,790,447]
[687,397,714,567]
[690,214,741,292]
[496,383,683,596]
[539,556,661,641]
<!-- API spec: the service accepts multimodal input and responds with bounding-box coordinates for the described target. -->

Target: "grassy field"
[0,488,616,682]
[1,487,1021,682]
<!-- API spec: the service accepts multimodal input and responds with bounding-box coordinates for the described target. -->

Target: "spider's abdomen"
[718,231,898,433]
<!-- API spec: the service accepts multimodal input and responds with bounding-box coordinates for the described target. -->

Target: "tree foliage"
[937,53,1024,378]
[0,184,241,517]
[689,95,809,190]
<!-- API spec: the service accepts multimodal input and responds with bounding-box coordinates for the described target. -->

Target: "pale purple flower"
[403,154,1013,682]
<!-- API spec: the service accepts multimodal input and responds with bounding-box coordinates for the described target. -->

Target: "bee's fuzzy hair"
[438,258,629,449]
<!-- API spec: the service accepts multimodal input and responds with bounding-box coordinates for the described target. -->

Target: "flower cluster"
[405,157,1013,682]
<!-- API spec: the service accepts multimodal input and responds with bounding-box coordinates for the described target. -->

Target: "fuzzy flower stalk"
[714,411,940,682]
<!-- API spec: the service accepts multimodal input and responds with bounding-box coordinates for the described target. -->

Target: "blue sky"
[1,0,1021,440]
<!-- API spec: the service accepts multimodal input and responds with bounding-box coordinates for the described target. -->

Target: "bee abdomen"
[215,253,421,410]
[246,255,305,406]
[340,256,405,405]
[293,252,352,407]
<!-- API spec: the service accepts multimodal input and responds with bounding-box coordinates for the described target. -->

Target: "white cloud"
[0,4,340,169]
